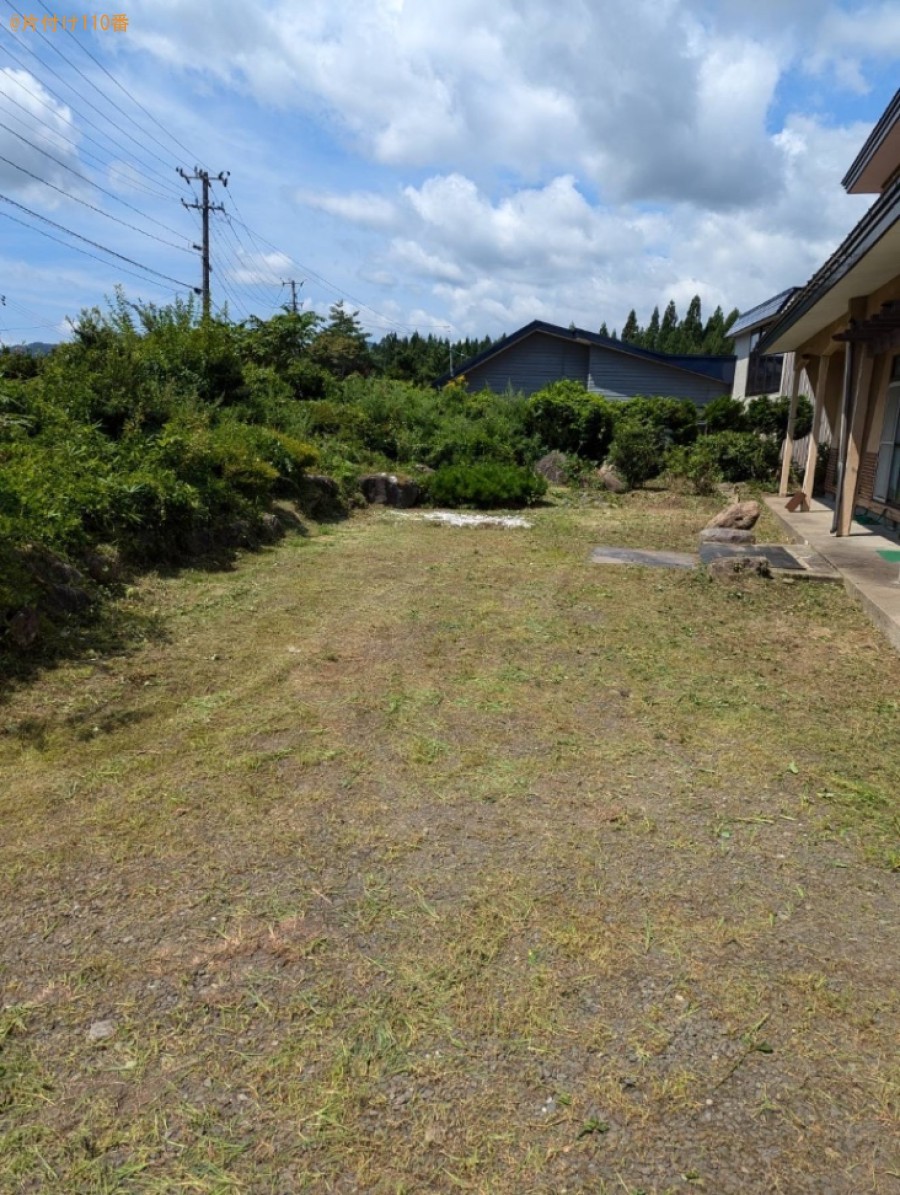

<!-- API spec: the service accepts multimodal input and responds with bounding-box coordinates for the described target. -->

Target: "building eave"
[842,88,900,194]
[758,176,900,355]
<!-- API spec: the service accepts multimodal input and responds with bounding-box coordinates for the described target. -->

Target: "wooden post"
[837,350,873,536]
[802,354,831,499]
[779,360,803,496]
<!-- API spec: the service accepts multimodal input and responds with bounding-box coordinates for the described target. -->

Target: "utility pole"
[282,279,303,314]
[178,167,229,319]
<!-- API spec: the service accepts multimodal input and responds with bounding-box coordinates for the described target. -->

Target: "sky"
[0,0,898,346]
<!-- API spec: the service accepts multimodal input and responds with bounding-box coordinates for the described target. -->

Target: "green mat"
[876,549,900,562]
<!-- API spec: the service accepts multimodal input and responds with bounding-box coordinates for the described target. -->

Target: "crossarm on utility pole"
[178,167,229,320]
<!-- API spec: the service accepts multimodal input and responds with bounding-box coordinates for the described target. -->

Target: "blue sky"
[0,0,898,345]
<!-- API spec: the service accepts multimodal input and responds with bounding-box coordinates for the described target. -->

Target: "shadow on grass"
[0,503,339,707]
[0,598,170,709]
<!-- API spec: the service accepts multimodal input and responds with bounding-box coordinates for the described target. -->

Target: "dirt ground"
[1,491,898,1193]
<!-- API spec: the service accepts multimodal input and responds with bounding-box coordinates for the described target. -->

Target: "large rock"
[597,464,628,494]
[298,474,343,519]
[707,555,771,581]
[20,544,86,589]
[534,452,569,485]
[258,512,284,544]
[699,527,757,545]
[81,544,124,585]
[20,545,92,614]
[7,607,40,649]
[706,500,761,531]
[359,473,421,508]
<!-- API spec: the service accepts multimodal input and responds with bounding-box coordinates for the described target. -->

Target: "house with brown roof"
[758,89,900,535]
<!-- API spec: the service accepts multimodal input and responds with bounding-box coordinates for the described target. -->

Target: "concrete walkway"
[764,495,900,652]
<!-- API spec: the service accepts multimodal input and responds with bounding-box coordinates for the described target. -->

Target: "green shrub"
[607,422,667,488]
[746,394,813,439]
[613,396,699,446]
[668,431,779,487]
[526,381,615,461]
[703,395,748,433]
[426,462,547,509]
[665,441,723,495]
[706,431,779,482]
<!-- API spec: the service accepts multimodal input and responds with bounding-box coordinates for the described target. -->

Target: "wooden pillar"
[779,360,804,496]
[837,349,874,536]
[802,354,831,499]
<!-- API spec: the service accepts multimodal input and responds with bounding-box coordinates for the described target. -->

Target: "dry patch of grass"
[1,490,898,1193]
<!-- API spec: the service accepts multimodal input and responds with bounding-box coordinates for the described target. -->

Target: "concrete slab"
[764,495,900,653]
[589,547,697,570]
[699,543,804,571]
[697,542,841,582]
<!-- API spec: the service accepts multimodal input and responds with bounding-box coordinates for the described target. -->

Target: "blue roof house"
[438,320,734,406]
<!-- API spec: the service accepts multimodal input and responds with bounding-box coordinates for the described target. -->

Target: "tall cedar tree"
[621,310,639,342]
[615,298,737,356]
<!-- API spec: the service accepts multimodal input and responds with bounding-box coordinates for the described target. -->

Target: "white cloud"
[0,70,85,203]
[808,2,900,90]
[296,189,398,228]
[127,0,794,204]
[227,248,292,285]
[318,114,871,336]
[12,0,894,340]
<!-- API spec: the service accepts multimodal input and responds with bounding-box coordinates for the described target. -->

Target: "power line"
[0,7,182,177]
[0,191,200,290]
[0,151,193,253]
[224,196,440,335]
[0,34,183,199]
[209,231,269,317]
[0,71,180,203]
[33,0,201,165]
[0,117,192,241]
[0,205,194,298]
[213,217,283,313]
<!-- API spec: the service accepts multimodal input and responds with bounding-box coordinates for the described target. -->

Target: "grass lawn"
[1,489,898,1194]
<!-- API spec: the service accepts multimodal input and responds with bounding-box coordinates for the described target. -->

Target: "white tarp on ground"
[393,511,533,529]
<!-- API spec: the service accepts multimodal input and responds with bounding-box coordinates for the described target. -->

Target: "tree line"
[599,296,739,357]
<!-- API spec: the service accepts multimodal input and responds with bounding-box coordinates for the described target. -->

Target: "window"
[746,351,784,397]
[873,355,900,506]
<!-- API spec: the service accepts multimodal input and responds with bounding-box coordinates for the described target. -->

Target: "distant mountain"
[4,341,57,357]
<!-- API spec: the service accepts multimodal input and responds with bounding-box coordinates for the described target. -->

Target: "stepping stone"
[700,543,803,571]
[589,547,697,570]
[699,542,841,581]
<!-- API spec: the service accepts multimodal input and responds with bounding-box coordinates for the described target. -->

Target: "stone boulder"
[699,527,757,545]
[707,555,771,582]
[258,512,284,544]
[359,473,421,508]
[20,545,93,614]
[298,474,343,519]
[81,544,124,585]
[597,464,628,494]
[705,500,761,531]
[7,606,40,649]
[534,451,569,485]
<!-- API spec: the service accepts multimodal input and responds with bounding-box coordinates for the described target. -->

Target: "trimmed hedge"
[426,462,547,509]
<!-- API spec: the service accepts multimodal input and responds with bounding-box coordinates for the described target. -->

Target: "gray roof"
[435,319,735,387]
[729,288,799,338]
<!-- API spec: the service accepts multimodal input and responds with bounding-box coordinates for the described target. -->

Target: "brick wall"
[858,452,879,503]
[824,446,838,495]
